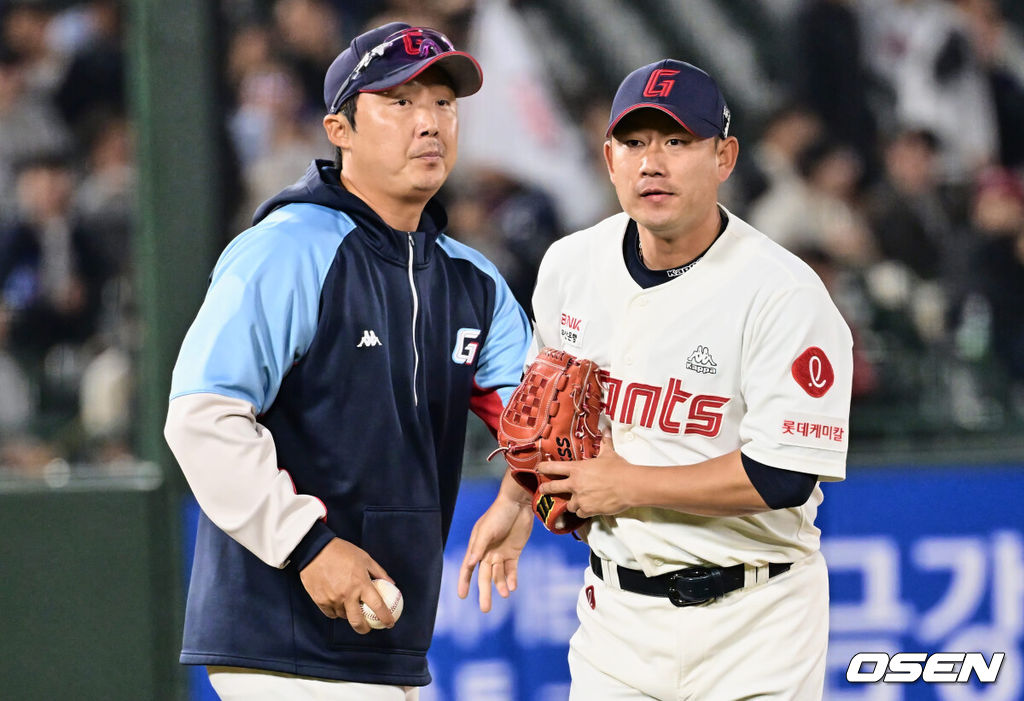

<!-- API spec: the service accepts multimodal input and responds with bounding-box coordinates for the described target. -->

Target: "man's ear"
[604,139,615,182]
[323,113,352,150]
[717,136,739,182]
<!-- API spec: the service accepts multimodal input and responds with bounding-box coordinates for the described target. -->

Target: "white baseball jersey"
[531,208,853,574]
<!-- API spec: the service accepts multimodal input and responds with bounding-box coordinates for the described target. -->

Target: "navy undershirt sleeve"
[740,452,818,509]
[288,520,336,571]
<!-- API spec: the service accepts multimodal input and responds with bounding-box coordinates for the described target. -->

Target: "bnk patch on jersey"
[791,346,834,398]
[560,311,586,347]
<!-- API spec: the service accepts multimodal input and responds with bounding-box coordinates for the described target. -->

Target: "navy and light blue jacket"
[169,160,530,684]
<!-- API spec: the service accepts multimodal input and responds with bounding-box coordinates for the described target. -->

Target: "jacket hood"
[252,159,449,236]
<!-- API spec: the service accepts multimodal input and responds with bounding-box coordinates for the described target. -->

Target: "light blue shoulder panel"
[169,204,356,412]
[437,235,531,406]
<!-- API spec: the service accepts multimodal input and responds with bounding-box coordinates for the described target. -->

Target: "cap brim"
[361,52,483,98]
[606,103,719,139]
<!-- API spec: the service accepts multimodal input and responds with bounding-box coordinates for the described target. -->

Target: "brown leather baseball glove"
[492,347,605,534]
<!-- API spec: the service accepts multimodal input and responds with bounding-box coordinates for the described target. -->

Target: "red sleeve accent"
[280,468,328,520]
[470,381,505,438]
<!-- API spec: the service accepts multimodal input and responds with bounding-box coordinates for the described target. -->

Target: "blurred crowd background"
[2,0,1024,476]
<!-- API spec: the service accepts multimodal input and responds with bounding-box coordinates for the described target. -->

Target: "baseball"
[361,579,403,630]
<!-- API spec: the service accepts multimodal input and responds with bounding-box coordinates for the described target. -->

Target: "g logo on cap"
[401,29,426,54]
[643,69,680,98]
[400,29,446,57]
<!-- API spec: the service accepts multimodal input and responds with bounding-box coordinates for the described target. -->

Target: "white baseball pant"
[568,551,829,700]
[207,666,420,701]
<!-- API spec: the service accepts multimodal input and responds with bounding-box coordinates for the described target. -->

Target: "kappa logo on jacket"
[685,345,717,375]
[356,329,382,348]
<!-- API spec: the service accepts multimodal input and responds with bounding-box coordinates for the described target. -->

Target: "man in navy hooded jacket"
[165,22,535,699]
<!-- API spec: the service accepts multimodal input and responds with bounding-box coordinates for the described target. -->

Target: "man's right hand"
[457,485,534,613]
[299,537,394,634]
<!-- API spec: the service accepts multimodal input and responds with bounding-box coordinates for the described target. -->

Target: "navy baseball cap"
[323,22,483,114]
[606,59,731,139]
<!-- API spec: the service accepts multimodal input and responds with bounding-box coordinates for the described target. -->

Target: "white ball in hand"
[361,579,404,630]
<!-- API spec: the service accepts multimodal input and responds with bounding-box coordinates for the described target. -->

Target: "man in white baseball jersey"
[459,59,853,700]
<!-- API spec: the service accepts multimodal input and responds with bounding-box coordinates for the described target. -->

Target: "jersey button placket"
[623,294,648,368]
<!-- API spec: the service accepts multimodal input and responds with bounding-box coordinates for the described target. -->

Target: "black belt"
[590,551,791,607]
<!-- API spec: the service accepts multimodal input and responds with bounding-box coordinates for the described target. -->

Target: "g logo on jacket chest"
[452,328,481,365]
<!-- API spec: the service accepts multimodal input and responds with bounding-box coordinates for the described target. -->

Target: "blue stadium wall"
[185,464,1024,700]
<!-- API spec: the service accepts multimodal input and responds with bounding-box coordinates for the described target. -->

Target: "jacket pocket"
[328,506,443,653]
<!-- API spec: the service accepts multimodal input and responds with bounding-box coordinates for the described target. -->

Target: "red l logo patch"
[792,347,835,398]
[585,585,596,609]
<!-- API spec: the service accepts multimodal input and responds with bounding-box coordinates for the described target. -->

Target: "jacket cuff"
[288,520,336,571]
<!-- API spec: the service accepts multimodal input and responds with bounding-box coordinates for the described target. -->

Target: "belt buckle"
[667,567,719,607]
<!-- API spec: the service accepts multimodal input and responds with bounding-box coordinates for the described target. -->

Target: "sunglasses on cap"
[327,27,456,114]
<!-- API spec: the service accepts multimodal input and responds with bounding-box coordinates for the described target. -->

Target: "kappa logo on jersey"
[791,347,834,397]
[451,327,481,365]
[356,329,382,348]
[602,371,730,437]
[685,345,718,375]
[643,68,680,98]
[560,312,586,347]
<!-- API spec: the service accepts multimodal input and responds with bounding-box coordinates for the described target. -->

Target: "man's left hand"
[536,432,634,518]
